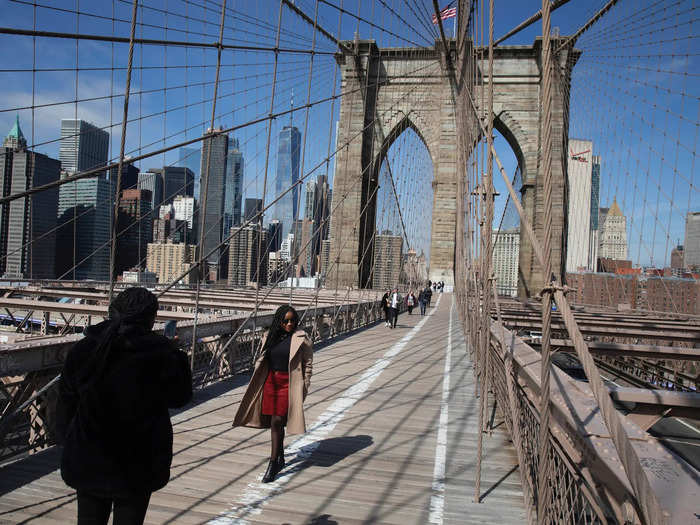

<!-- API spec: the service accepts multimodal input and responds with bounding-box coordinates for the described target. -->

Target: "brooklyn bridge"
[0,1,698,524]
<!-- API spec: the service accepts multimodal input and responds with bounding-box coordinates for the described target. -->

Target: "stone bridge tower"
[328,38,579,296]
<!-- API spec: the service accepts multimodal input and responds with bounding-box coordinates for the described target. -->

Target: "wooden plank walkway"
[0,294,526,524]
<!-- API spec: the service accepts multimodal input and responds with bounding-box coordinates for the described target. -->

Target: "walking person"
[56,287,193,525]
[425,284,433,308]
[389,288,401,328]
[418,288,428,316]
[233,305,313,483]
[380,290,391,327]
[406,291,416,315]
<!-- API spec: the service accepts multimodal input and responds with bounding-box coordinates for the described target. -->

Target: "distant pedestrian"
[425,285,433,307]
[56,287,193,525]
[418,289,428,316]
[381,290,391,327]
[233,305,313,483]
[389,288,401,328]
[406,291,416,315]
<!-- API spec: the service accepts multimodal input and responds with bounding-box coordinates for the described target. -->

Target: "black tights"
[77,491,151,525]
[270,415,286,460]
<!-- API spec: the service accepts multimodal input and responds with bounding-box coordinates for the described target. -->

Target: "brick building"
[597,257,632,273]
[643,277,700,315]
[566,272,638,309]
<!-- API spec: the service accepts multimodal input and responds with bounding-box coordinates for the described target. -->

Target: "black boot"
[262,459,279,483]
[277,453,285,470]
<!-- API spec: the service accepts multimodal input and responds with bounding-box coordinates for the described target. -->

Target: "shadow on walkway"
[287,434,374,472]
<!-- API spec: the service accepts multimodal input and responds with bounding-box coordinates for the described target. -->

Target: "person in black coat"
[418,289,428,316]
[380,290,391,327]
[56,287,192,525]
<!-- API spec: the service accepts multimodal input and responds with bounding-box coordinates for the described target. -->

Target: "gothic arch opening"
[491,127,522,298]
[370,124,433,290]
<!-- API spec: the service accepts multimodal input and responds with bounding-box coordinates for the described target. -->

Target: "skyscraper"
[273,125,300,237]
[320,239,331,279]
[267,251,288,284]
[598,197,628,261]
[226,137,244,229]
[312,175,331,261]
[109,162,139,190]
[147,241,197,285]
[115,189,153,276]
[0,116,60,279]
[57,119,111,280]
[299,174,331,277]
[267,219,282,252]
[589,155,601,270]
[304,179,317,220]
[178,147,201,200]
[138,171,163,212]
[56,176,113,280]
[492,228,520,297]
[684,211,700,270]
[199,128,228,270]
[227,225,268,287]
[59,119,109,175]
[565,139,593,272]
[670,245,685,270]
[244,198,263,225]
[149,166,194,205]
[173,195,196,231]
[296,218,315,276]
[372,231,403,290]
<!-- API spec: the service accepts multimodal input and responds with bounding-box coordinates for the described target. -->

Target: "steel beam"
[536,339,700,361]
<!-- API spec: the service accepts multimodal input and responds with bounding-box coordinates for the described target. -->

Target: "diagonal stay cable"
[108,0,139,301]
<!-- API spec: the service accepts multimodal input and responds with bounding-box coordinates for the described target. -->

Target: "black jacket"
[380,293,390,311]
[56,321,192,496]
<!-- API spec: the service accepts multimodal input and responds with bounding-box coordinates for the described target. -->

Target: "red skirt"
[262,371,289,416]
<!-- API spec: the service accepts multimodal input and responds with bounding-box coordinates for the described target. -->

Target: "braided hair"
[262,304,299,353]
[81,287,159,393]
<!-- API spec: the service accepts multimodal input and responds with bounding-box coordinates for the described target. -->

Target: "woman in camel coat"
[233,305,313,482]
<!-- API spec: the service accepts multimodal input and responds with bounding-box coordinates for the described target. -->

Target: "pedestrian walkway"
[0,294,526,524]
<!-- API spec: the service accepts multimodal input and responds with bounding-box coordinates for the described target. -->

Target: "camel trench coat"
[233,329,313,435]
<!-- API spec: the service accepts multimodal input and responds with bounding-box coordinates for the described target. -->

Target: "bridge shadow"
[0,446,64,498]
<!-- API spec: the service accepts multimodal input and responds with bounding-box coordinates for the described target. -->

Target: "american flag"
[431,5,457,24]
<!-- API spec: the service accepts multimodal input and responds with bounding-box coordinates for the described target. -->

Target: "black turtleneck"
[267,334,292,372]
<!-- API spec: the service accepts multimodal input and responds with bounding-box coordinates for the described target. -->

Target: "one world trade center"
[273,125,301,237]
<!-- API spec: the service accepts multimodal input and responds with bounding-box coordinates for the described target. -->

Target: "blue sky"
[0,0,696,268]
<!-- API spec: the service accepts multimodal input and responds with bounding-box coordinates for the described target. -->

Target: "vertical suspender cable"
[475,0,494,503]
[191,0,228,372]
[289,0,321,305]
[252,0,284,344]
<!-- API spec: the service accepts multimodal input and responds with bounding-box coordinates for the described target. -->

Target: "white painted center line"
[428,296,453,524]
[209,295,443,524]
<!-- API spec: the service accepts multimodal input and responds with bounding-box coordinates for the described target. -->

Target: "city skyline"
[0,1,696,284]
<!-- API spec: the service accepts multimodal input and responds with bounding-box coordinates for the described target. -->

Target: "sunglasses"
[281,318,297,325]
